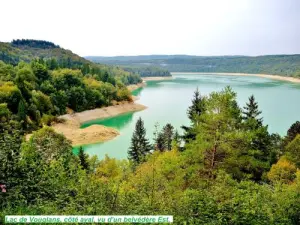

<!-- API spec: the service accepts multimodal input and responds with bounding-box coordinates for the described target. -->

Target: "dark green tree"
[128,117,151,164]
[181,88,206,143]
[243,95,263,126]
[78,146,89,171]
[162,123,174,151]
[285,121,300,144]
[17,100,27,127]
[31,62,49,82]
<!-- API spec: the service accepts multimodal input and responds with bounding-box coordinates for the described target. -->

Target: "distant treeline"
[120,65,171,77]
[12,39,60,49]
[88,55,300,77]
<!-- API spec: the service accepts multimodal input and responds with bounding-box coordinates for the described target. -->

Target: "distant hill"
[0,40,90,66]
[0,39,142,80]
[87,55,300,77]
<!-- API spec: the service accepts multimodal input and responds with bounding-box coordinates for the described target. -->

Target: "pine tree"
[187,87,205,122]
[78,146,89,171]
[162,123,174,151]
[181,88,206,143]
[128,117,151,164]
[243,95,263,126]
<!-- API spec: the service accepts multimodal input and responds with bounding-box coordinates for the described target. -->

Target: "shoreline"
[51,102,147,146]
[142,76,173,81]
[127,82,146,92]
[171,72,300,83]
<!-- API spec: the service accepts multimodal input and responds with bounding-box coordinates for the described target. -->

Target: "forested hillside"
[0,39,142,134]
[1,87,300,224]
[0,39,142,84]
[88,54,300,77]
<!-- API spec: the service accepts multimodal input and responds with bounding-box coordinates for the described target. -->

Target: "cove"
[75,73,300,159]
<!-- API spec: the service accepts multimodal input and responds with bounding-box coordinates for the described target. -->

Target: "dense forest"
[88,54,300,77]
[12,39,60,49]
[119,65,171,77]
[0,40,142,83]
[1,85,300,224]
[0,55,141,133]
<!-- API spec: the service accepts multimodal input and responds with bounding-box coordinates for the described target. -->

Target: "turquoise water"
[77,74,300,159]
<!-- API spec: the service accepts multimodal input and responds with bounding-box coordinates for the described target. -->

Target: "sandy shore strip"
[26,102,146,147]
[171,72,300,83]
[52,119,120,146]
[127,81,146,91]
[142,76,173,81]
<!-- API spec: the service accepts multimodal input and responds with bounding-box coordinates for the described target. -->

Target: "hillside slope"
[0,40,89,66]
[87,55,300,77]
[0,40,141,81]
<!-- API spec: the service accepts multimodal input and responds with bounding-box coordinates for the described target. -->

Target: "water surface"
[77,74,300,159]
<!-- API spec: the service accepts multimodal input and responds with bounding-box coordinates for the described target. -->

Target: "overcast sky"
[1,0,299,56]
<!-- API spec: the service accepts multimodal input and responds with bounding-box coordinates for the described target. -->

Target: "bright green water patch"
[79,74,300,160]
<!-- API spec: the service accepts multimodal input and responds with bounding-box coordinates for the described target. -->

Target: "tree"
[285,134,300,167]
[187,87,206,122]
[267,156,297,184]
[0,115,23,208]
[31,61,49,82]
[128,117,151,164]
[153,123,175,152]
[50,90,68,115]
[14,67,36,101]
[243,95,263,126]
[286,121,300,143]
[78,146,89,171]
[162,123,174,151]
[67,86,87,112]
[17,99,27,127]
[242,95,272,174]
[181,88,206,143]
[186,87,242,179]
[24,127,73,163]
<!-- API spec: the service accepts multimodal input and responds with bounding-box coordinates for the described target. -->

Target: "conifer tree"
[162,123,174,151]
[187,87,206,123]
[78,146,89,171]
[243,95,263,126]
[181,88,206,142]
[128,117,151,164]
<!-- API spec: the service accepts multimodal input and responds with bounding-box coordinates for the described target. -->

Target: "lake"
[77,73,300,159]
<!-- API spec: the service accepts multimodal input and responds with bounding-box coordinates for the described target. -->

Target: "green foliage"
[0,82,23,113]
[89,54,300,77]
[285,134,300,167]
[17,99,27,126]
[24,127,72,163]
[128,117,152,165]
[0,59,135,132]
[12,39,59,49]
[154,123,175,151]
[0,40,141,85]
[243,95,263,126]
[120,65,171,77]
[181,88,206,143]
[286,121,300,143]
[78,146,89,171]
[2,87,300,224]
